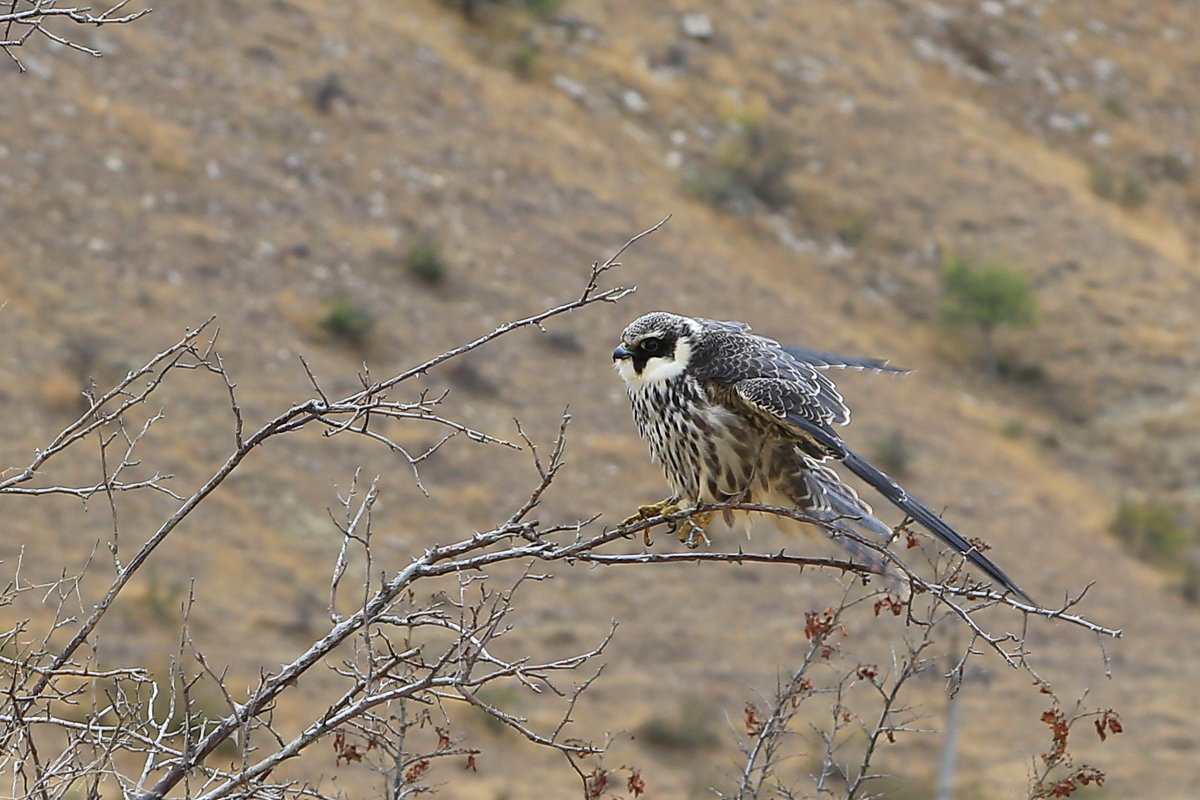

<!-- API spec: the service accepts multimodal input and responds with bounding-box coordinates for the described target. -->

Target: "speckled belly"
[628,378,773,505]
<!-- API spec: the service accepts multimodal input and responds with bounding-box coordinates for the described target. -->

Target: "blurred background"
[2,0,1199,796]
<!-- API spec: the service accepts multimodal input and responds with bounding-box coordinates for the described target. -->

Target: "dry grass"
[2,0,1199,796]
[81,97,197,175]
[36,371,87,416]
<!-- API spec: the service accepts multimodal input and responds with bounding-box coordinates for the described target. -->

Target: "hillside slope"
[1,0,1198,796]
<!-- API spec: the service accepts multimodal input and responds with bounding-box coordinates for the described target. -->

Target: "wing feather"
[781,345,908,374]
[693,327,852,426]
[726,375,1032,603]
[695,317,752,333]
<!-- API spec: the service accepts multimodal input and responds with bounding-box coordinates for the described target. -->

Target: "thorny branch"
[1,0,151,70]
[0,221,1120,800]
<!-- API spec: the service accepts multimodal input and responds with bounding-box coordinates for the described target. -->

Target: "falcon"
[612,310,1030,601]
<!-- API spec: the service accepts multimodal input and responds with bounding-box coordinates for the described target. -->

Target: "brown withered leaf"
[804,609,836,640]
[586,767,607,799]
[744,702,764,736]
[1094,709,1123,741]
[873,596,904,616]
[332,729,366,765]
[967,536,992,553]
[627,769,646,797]
[788,677,813,710]
[1039,707,1069,765]
[1038,765,1105,799]
[1045,778,1076,797]
[404,759,431,783]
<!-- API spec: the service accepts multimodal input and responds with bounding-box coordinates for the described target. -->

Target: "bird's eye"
[640,338,662,354]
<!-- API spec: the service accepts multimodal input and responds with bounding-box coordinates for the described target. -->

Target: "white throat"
[615,337,691,390]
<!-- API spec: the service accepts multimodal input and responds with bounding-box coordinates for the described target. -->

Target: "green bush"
[1180,560,1200,605]
[685,122,795,212]
[1101,96,1128,119]
[449,0,566,21]
[403,237,448,285]
[873,429,914,479]
[510,0,566,14]
[1109,501,1190,568]
[836,212,869,246]
[1089,163,1147,209]
[321,296,375,348]
[1159,152,1191,184]
[941,256,1037,377]
[140,569,184,622]
[996,355,1047,385]
[1000,420,1025,439]
[472,685,521,735]
[635,697,720,753]
[943,20,1000,75]
[509,43,540,79]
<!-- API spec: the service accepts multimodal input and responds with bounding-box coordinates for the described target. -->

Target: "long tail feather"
[780,457,899,581]
[782,345,909,374]
[841,450,1033,603]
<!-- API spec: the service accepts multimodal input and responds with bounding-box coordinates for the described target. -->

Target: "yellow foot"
[620,500,678,528]
[621,500,682,546]
[676,511,714,550]
[619,501,715,549]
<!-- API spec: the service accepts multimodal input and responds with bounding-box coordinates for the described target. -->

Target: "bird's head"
[613,312,700,387]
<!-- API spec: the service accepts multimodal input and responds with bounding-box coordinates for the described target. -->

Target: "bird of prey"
[612,310,1030,602]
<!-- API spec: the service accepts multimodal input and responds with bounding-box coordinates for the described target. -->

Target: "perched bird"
[612,311,1030,602]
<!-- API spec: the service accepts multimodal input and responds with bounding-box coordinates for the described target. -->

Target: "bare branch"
[0,221,1121,800]
[1,0,151,70]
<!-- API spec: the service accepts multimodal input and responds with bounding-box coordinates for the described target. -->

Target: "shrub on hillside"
[874,429,914,479]
[1089,163,1148,209]
[634,697,720,752]
[450,0,566,21]
[402,237,449,285]
[836,211,869,246]
[685,120,795,213]
[1181,560,1200,606]
[509,43,541,79]
[940,256,1036,378]
[321,295,375,348]
[1109,501,1190,568]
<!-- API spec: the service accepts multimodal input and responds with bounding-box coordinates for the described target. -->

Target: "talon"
[621,501,714,549]
[676,511,714,549]
[676,513,710,551]
[621,500,675,529]
[650,514,682,547]
[620,499,684,546]
[642,501,678,518]
[621,500,680,529]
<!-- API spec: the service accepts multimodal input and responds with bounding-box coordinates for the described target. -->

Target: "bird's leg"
[676,510,714,550]
[621,497,684,546]
[620,500,716,548]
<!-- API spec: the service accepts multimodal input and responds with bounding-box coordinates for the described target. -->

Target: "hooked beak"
[612,344,633,361]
